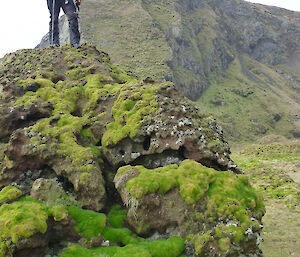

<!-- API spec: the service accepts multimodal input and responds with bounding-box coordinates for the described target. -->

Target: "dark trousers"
[47,0,80,46]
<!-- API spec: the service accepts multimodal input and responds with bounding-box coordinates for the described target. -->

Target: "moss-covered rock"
[0,195,76,257]
[0,45,237,212]
[0,186,22,204]
[0,45,264,256]
[115,160,265,256]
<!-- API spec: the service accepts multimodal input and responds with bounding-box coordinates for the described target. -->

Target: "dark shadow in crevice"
[100,156,124,212]
[57,175,75,192]
[51,75,66,84]
[96,139,102,146]
[0,135,10,144]
[143,136,151,151]
[131,147,186,169]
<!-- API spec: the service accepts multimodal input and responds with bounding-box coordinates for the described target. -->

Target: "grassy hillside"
[232,136,300,257]
[196,56,300,144]
[79,0,172,80]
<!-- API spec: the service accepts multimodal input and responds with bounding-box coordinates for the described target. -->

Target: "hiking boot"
[71,44,81,49]
[50,43,60,48]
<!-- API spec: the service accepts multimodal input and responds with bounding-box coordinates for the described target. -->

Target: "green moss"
[67,205,140,244]
[108,205,127,228]
[60,244,119,257]
[0,186,22,203]
[188,232,212,255]
[0,197,48,244]
[80,128,95,139]
[121,160,217,204]
[102,83,160,147]
[62,204,184,256]
[9,47,138,191]
[102,227,141,245]
[218,237,231,252]
[140,237,185,257]
[60,237,185,257]
[122,160,264,210]
[50,205,68,221]
[109,65,136,84]
[67,206,106,239]
[118,159,265,254]
[66,66,95,80]
[206,170,264,216]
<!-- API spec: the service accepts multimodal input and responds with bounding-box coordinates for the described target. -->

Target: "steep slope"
[38,0,300,143]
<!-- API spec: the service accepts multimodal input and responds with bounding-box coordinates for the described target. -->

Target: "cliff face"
[38,0,300,143]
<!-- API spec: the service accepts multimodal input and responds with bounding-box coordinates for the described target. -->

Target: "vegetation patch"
[102,83,160,147]
[0,196,49,256]
[0,186,22,204]
[196,56,298,145]
[60,236,185,257]
[232,139,300,256]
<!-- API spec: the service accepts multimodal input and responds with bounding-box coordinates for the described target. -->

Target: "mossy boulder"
[0,185,22,204]
[0,191,80,257]
[115,160,265,256]
[0,45,236,211]
[0,45,263,256]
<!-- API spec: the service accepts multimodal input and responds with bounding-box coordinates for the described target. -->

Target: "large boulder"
[115,160,265,256]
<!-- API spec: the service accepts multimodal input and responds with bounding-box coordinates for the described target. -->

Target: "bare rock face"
[0,45,264,257]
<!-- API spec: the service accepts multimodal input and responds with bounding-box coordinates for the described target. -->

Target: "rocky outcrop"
[0,45,236,210]
[0,45,264,256]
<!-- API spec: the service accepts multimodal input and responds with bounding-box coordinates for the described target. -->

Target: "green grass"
[232,139,300,257]
[60,237,185,257]
[79,0,172,80]
[232,140,300,206]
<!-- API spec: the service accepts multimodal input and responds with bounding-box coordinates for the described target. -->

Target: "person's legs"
[47,0,61,46]
[62,0,81,47]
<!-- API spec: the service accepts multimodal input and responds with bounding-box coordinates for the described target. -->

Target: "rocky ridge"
[0,45,264,257]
